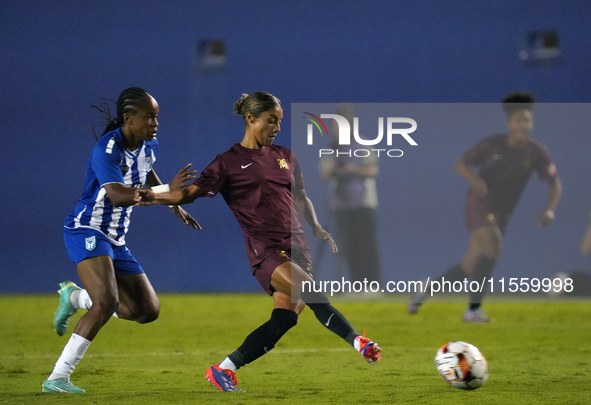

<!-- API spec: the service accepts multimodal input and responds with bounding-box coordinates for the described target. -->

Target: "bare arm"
[294,187,337,253]
[135,183,209,206]
[145,169,163,188]
[148,167,201,229]
[102,183,140,207]
[455,156,488,197]
[537,176,561,227]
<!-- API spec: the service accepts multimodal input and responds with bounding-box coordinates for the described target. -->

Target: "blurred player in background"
[549,207,591,296]
[135,91,381,392]
[408,91,561,322]
[42,87,199,394]
[319,104,382,286]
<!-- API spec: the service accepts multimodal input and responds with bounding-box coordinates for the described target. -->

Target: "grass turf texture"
[0,293,590,404]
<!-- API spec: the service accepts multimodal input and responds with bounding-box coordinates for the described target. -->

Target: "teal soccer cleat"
[42,378,85,393]
[53,281,81,336]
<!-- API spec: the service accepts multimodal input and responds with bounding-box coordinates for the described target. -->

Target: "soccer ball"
[434,341,488,390]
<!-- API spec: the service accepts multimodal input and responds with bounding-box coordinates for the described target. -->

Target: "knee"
[484,238,502,260]
[479,227,503,260]
[91,295,119,321]
[301,288,331,305]
[271,308,298,334]
[135,301,160,324]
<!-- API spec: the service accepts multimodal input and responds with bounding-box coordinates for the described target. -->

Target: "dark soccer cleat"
[407,279,429,314]
[355,333,382,365]
[205,363,244,392]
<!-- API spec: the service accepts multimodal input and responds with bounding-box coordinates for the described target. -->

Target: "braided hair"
[233,91,281,123]
[100,87,152,136]
[81,87,152,141]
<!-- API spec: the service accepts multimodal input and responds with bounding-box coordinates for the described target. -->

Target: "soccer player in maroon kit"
[135,91,381,391]
[408,91,561,322]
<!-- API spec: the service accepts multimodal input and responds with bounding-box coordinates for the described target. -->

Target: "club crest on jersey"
[277,159,289,170]
[85,236,96,251]
[276,250,290,258]
[145,157,153,172]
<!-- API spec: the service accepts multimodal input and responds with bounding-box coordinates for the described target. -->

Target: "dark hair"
[81,87,152,141]
[233,91,281,122]
[502,91,535,117]
[100,87,152,136]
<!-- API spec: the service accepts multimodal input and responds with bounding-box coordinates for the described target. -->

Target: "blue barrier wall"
[1,1,591,293]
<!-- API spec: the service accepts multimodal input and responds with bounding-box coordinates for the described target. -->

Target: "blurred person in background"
[319,104,382,287]
[549,207,591,296]
[408,91,561,322]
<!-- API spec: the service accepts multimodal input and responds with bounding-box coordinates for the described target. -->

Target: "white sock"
[353,335,363,352]
[47,333,91,381]
[70,289,91,310]
[69,289,119,318]
[218,357,237,372]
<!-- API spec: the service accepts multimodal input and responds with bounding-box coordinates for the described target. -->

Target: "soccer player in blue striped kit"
[42,87,199,393]
[135,91,381,392]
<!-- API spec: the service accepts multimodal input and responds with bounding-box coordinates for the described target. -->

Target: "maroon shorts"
[465,194,510,235]
[252,249,313,296]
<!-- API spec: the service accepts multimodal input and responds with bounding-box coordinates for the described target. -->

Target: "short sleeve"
[532,142,557,182]
[463,137,491,167]
[193,154,229,196]
[291,151,305,191]
[91,140,125,186]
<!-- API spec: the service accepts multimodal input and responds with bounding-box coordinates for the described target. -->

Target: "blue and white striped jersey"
[64,128,158,245]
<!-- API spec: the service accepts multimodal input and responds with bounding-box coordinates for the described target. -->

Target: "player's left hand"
[313,225,338,253]
[169,205,202,230]
[537,209,555,227]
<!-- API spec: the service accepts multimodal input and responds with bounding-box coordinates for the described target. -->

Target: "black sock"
[307,302,358,346]
[468,256,496,309]
[228,308,298,369]
[301,285,358,346]
[437,263,466,283]
[424,264,465,295]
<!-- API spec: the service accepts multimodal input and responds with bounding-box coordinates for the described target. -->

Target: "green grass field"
[1,293,590,404]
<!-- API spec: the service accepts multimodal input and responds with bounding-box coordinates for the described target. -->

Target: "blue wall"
[2,1,591,293]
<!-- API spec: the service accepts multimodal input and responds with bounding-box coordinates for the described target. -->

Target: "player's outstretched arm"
[103,183,144,207]
[141,165,201,229]
[135,183,208,206]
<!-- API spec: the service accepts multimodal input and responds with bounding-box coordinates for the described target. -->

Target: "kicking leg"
[272,262,381,365]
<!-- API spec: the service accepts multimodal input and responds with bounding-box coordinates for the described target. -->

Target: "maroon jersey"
[463,134,557,214]
[193,144,311,268]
